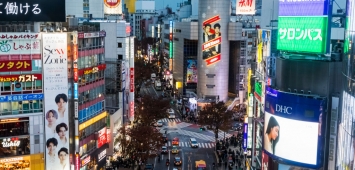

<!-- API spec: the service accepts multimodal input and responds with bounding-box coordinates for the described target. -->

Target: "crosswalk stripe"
[176,118,181,122]
[168,141,171,146]
[165,143,167,146]
[180,142,184,147]
[198,143,201,147]
[207,143,211,148]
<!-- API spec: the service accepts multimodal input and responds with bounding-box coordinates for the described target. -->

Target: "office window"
[117,43,122,48]
[118,55,123,60]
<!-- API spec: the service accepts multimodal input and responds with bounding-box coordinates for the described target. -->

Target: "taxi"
[172,137,179,145]
[171,146,179,154]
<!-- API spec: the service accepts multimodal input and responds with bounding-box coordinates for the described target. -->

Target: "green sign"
[255,82,262,96]
[277,16,328,53]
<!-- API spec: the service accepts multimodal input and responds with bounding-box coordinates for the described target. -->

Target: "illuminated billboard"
[0,0,65,22]
[104,0,122,14]
[277,16,328,53]
[236,0,255,15]
[186,60,197,83]
[279,0,329,16]
[202,15,221,66]
[43,33,70,170]
[264,87,326,168]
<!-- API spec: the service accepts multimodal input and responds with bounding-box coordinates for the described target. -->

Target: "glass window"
[35,80,42,89]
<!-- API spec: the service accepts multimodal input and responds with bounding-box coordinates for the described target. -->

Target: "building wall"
[197,0,230,101]
[135,0,155,11]
[65,0,104,18]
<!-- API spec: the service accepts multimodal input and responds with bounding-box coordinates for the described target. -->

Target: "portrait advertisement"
[202,15,222,64]
[187,60,197,83]
[43,33,70,170]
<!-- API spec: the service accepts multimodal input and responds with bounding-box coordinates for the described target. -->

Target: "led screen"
[264,87,326,168]
[277,16,328,53]
[279,0,329,16]
[0,0,65,22]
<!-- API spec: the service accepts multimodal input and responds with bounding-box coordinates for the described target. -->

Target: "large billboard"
[0,0,65,22]
[186,60,197,83]
[279,0,330,16]
[202,15,222,66]
[264,87,326,168]
[236,0,256,15]
[104,0,122,15]
[277,16,328,53]
[336,92,355,170]
[43,33,70,170]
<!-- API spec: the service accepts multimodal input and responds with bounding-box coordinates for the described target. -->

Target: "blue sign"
[242,123,248,151]
[0,93,44,102]
[264,87,326,169]
[74,83,78,100]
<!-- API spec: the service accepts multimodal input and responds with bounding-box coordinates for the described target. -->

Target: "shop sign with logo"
[2,138,20,147]
[81,156,90,166]
[0,74,41,82]
[98,149,106,162]
[0,60,32,72]
[255,82,262,96]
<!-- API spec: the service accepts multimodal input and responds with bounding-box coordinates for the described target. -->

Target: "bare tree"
[134,57,152,85]
[134,95,170,126]
[197,101,233,141]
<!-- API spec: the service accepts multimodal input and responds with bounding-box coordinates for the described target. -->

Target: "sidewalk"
[213,145,246,170]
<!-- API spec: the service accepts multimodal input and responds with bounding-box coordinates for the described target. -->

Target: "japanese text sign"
[97,127,107,148]
[0,60,32,72]
[236,0,256,15]
[0,0,65,22]
[0,39,41,55]
[0,74,41,82]
[130,68,134,92]
[0,93,44,102]
[277,17,328,53]
[279,0,329,16]
[0,33,40,40]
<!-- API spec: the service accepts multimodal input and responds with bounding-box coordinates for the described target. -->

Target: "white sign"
[236,0,256,15]
[0,157,23,163]
[74,101,78,118]
[43,33,70,170]
[2,138,20,147]
[84,32,99,38]
[98,149,107,162]
[0,39,41,55]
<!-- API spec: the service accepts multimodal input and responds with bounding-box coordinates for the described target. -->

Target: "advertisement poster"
[263,87,325,168]
[43,33,70,170]
[202,15,221,66]
[104,0,122,15]
[186,60,197,83]
[236,0,256,15]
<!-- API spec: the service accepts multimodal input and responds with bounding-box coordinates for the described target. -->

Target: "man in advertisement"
[202,20,222,60]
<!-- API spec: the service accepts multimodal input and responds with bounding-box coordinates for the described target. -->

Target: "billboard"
[264,87,326,168]
[202,15,222,66]
[336,92,355,170]
[104,0,122,14]
[0,0,65,22]
[277,16,328,53]
[43,33,70,170]
[279,0,329,16]
[97,127,107,148]
[186,60,197,83]
[236,0,256,15]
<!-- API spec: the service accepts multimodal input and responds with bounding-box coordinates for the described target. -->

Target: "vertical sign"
[129,37,135,122]
[74,83,78,100]
[328,97,338,170]
[130,68,134,92]
[169,20,173,59]
[75,153,80,170]
[243,123,248,151]
[73,32,78,82]
[43,33,70,170]
[202,15,222,65]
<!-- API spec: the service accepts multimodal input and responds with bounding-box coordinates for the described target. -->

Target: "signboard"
[74,102,78,118]
[279,0,329,16]
[0,74,41,82]
[236,0,256,15]
[75,153,80,170]
[98,149,106,162]
[202,15,221,66]
[130,68,134,92]
[0,60,32,72]
[242,123,248,150]
[255,81,262,96]
[0,156,31,169]
[81,156,90,166]
[0,39,41,55]
[104,0,122,15]
[2,138,20,147]
[0,93,43,102]
[79,64,106,76]
[77,31,106,39]
[42,33,69,170]
[0,0,65,22]
[73,43,78,82]
[264,87,326,168]
[74,83,78,100]
[97,127,107,148]
[277,17,328,53]
[169,20,173,59]
[186,60,197,83]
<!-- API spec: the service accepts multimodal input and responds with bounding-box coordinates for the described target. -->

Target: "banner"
[186,60,197,83]
[202,15,221,66]
[43,33,70,170]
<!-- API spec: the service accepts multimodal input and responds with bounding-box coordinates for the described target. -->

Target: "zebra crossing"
[160,118,181,123]
[165,141,215,148]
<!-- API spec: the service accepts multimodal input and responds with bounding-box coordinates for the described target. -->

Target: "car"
[172,137,179,145]
[168,108,175,119]
[162,134,168,143]
[232,123,243,131]
[144,163,154,170]
[156,120,163,127]
[174,157,182,166]
[161,146,168,154]
[190,138,198,148]
[171,146,179,154]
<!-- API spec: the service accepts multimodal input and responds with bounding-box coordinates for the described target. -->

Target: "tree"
[134,57,152,85]
[197,101,234,141]
[114,126,130,156]
[134,95,171,126]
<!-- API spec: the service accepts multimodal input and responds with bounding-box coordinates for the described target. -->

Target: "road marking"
[206,152,209,158]
[168,141,171,146]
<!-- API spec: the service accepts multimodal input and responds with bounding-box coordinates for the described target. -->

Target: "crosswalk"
[160,118,181,123]
[165,141,215,148]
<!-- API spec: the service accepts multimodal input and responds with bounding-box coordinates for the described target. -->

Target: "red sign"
[126,26,131,34]
[0,74,42,82]
[106,129,111,143]
[0,60,32,72]
[73,45,78,82]
[130,68,134,92]
[205,54,221,66]
[97,127,107,148]
[202,37,221,50]
[104,0,121,8]
[203,15,221,26]
[78,64,106,76]
[130,101,134,118]
[78,33,84,39]
[75,154,80,170]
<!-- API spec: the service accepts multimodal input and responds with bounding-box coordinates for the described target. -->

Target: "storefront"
[0,153,44,170]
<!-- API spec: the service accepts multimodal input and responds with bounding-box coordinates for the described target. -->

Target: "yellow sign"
[257,43,262,63]
[247,69,252,94]
[79,111,107,131]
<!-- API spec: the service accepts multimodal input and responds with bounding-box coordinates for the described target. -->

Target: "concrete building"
[130,0,156,40]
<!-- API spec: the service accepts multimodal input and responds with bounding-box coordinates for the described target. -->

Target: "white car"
[155,120,163,127]
[190,138,198,148]
[168,109,175,119]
